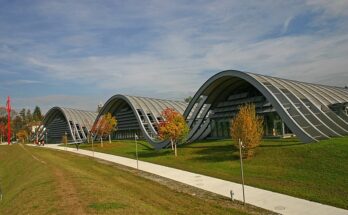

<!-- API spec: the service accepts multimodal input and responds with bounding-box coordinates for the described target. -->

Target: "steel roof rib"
[271,77,339,137]
[282,79,348,135]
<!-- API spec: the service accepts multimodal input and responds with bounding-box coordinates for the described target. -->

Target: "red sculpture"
[6,96,11,145]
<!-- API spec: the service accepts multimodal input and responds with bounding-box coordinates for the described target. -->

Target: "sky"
[1,0,348,113]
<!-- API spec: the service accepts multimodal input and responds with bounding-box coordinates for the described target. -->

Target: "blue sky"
[1,0,348,113]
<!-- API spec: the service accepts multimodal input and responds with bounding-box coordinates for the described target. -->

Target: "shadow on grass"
[188,144,240,162]
[260,142,302,148]
[125,147,172,158]
[137,142,153,150]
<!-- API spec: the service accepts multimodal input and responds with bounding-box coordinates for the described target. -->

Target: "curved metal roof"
[184,70,348,143]
[96,94,188,148]
[37,107,98,143]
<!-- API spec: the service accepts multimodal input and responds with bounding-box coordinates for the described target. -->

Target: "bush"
[230,104,263,159]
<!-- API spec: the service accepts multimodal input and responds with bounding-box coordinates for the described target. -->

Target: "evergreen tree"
[26,109,32,123]
[33,106,43,121]
[19,108,26,121]
[12,115,24,134]
[184,96,192,103]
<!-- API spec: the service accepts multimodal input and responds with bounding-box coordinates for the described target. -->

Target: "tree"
[184,96,193,103]
[33,106,43,121]
[62,133,68,147]
[97,103,103,113]
[230,104,264,159]
[0,123,6,143]
[19,108,26,121]
[91,113,117,147]
[158,108,189,157]
[16,129,28,143]
[12,115,24,135]
[26,109,32,123]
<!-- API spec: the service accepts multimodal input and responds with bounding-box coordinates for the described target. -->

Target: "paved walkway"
[31,144,347,215]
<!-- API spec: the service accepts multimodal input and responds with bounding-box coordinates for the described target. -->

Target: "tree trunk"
[171,139,174,150]
[101,137,103,147]
[174,142,177,157]
[109,134,111,143]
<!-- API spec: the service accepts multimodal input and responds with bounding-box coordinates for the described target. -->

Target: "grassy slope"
[74,137,348,209]
[0,144,253,214]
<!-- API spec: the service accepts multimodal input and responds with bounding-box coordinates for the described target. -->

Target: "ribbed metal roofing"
[37,107,98,143]
[184,70,348,144]
[96,94,188,148]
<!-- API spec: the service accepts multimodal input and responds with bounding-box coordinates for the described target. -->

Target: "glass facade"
[210,111,293,139]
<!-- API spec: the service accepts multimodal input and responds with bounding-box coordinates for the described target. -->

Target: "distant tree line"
[0,105,43,143]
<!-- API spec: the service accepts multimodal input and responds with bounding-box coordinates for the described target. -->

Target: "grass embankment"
[0,144,260,214]
[74,137,348,209]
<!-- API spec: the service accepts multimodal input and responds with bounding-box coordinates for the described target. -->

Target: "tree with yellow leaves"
[230,104,263,159]
[158,108,189,157]
[16,129,28,143]
[91,112,117,147]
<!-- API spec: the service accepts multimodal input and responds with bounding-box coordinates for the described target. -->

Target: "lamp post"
[6,96,11,145]
[239,138,246,205]
[135,133,139,169]
[91,132,94,157]
[64,131,67,150]
[45,130,48,145]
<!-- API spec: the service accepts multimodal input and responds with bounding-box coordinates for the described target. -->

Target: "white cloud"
[3,80,42,85]
[306,0,348,17]
[1,1,348,110]
[282,16,293,34]
[13,95,104,113]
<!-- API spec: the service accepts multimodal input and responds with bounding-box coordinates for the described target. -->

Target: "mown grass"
[0,144,255,214]
[73,137,348,209]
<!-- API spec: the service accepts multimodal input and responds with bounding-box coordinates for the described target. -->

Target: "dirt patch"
[52,168,86,215]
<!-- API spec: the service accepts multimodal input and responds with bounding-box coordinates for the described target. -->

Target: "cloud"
[282,16,293,34]
[306,0,348,17]
[13,95,104,113]
[3,80,42,85]
[1,1,348,110]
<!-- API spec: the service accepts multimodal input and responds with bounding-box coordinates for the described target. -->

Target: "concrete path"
[31,144,347,215]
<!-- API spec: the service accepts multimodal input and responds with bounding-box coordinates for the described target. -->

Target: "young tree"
[158,108,189,157]
[62,133,68,147]
[16,129,28,143]
[91,113,117,147]
[230,104,264,159]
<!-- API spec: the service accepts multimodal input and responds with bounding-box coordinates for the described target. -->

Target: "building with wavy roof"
[96,95,187,148]
[35,107,98,143]
[37,70,348,147]
[184,70,348,144]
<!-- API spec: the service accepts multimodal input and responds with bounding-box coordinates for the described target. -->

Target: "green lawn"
[72,137,348,209]
[0,144,261,214]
